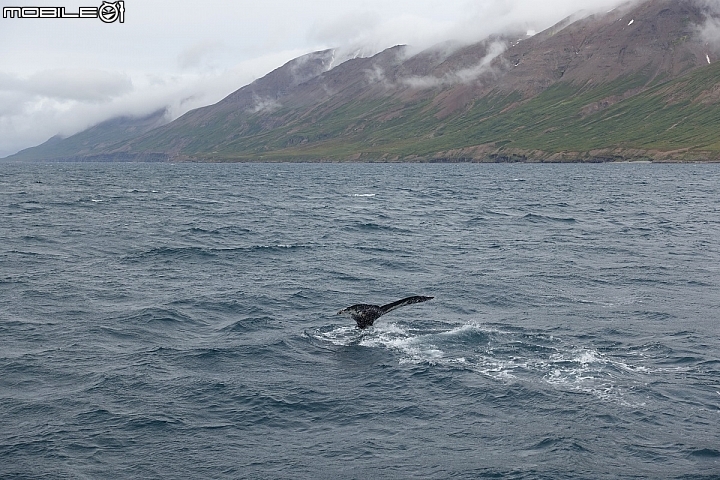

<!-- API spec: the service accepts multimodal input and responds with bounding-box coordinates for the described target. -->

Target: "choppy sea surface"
[1,162,719,479]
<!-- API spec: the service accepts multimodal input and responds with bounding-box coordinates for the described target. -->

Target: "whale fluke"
[337,295,434,329]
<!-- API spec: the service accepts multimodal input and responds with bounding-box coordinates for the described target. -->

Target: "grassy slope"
[10,59,719,162]
[8,110,168,162]
[193,61,720,162]
[497,62,720,156]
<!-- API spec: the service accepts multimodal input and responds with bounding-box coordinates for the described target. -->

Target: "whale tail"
[338,295,434,329]
[380,296,434,314]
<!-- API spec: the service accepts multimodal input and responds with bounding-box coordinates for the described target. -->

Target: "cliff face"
[9,0,720,163]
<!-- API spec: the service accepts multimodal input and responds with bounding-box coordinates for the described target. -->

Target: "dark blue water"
[1,162,719,479]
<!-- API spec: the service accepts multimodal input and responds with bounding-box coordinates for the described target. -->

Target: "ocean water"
[1,162,719,479]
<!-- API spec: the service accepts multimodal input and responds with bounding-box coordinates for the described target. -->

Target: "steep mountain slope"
[8,109,169,162]
[8,0,720,162]
[498,0,715,93]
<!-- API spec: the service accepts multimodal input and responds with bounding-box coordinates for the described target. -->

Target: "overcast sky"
[0,0,632,157]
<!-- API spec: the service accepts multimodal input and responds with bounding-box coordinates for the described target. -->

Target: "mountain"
[8,0,720,162]
[8,109,169,162]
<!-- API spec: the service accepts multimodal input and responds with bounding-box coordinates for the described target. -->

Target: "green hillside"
[7,0,720,163]
[9,110,168,162]
[159,61,720,162]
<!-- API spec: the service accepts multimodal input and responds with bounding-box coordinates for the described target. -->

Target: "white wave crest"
[310,321,652,406]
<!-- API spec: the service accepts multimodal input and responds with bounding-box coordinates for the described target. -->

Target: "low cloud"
[700,19,720,46]
[309,0,630,59]
[178,41,225,70]
[288,50,335,84]
[402,40,507,89]
[248,95,282,113]
[0,49,308,157]
[1,0,637,157]
[0,69,132,103]
[364,65,392,89]
[311,10,382,47]
[698,1,720,48]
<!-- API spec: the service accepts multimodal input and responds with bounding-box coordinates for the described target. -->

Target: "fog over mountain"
[9,0,720,163]
[698,0,720,45]
[0,0,634,157]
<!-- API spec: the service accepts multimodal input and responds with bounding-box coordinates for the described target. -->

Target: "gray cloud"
[308,0,631,58]
[402,40,508,89]
[178,41,225,70]
[698,1,720,48]
[364,65,392,89]
[248,95,282,113]
[0,69,132,102]
[36,69,131,102]
[700,19,720,46]
[0,0,640,157]
[0,49,307,157]
[311,11,382,47]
